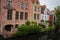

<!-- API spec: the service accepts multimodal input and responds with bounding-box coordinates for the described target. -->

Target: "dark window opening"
[20,12,24,20]
[37,14,39,20]
[36,1,39,4]
[34,14,36,20]
[7,10,12,20]
[5,25,13,31]
[15,11,19,20]
[25,12,28,20]
[15,24,18,28]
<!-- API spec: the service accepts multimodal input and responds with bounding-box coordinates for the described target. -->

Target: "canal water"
[4,31,60,40]
[4,33,50,40]
[0,29,60,40]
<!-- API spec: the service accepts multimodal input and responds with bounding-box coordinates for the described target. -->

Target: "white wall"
[41,14,49,21]
[40,8,50,21]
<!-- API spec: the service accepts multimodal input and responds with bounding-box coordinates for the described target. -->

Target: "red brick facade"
[0,0,41,37]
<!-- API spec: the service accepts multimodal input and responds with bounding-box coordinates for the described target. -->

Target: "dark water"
[0,29,60,40]
[5,33,49,40]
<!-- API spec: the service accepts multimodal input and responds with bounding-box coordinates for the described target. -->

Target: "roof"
[41,5,46,13]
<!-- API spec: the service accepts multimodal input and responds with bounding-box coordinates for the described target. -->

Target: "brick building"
[32,0,41,23]
[0,0,41,37]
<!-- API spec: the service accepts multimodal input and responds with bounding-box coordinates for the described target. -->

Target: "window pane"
[20,12,23,20]
[15,11,19,20]
[7,0,12,6]
[7,10,12,20]
[8,0,11,1]
[34,14,36,20]
[25,12,28,20]
[37,14,39,20]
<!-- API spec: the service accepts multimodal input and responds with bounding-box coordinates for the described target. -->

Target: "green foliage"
[46,20,49,23]
[13,25,42,37]
[13,20,55,37]
[45,25,54,32]
[39,24,46,28]
[31,21,37,25]
[41,20,44,22]
[25,21,31,25]
[56,6,60,11]
[55,6,60,27]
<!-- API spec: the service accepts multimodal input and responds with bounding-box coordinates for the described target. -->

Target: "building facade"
[0,0,41,37]
[40,5,52,27]
[32,0,41,24]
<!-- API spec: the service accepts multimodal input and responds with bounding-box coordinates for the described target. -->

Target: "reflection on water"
[0,29,60,40]
[5,32,55,40]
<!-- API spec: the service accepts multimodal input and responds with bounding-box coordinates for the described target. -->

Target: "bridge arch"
[4,24,13,31]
